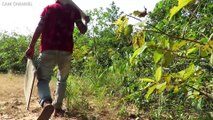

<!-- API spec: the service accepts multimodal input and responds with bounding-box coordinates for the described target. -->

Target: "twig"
[126,14,143,22]
[145,26,205,45]
[186,84,213,101]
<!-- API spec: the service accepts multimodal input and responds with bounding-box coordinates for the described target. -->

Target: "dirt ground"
[0,74,78,120]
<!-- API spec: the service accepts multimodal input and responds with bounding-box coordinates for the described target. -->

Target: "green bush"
[0,32,33,73]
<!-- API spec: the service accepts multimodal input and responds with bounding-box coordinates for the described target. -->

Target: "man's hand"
[25,46,35,59]
[83,16,90,24]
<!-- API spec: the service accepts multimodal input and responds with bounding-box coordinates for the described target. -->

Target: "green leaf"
[186,47,198,56]
[124,25,133,36]
[176,64,195,80]
[154,51,163,64]
[130,44,147,64]
[183,64,195,80]
[156,82,167,93]
[172,41,187,51]
[155,67,162,82]
[133,10,141,16]
[210,52,213,65]
[174,86,179,93]
[145,85,156,100]
[140,78,155,82]
[162,52,173,67]
[170,0,195,20]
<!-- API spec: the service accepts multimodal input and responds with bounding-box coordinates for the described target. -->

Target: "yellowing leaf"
[172,41,187,51]
[174,86,179,93]
[132,31,145,49]
[183,64,195,80]
[156,82,167,93]
[164,75,171,83]
[140,78,155,82]
[176,64,195,80]
[145,85,156,100]
[193,91,200,96]
[170,0,195,20]
[155,67,162,82]
[154,51,163,64]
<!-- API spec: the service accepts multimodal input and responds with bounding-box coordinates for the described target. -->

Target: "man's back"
[40,2,81,53]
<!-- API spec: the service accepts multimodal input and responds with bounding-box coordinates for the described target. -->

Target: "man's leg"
[53,51,71,109]
[37,51,57,106]
[52,51,71,117]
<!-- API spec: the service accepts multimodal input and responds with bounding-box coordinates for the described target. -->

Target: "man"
[25,0,89,119]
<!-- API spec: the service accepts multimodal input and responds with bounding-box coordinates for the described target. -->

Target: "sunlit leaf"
[174,86,179,93]
[113,16,126,25]
[132,31,145,49]
[140,78,155,82]
[200,45,211,57]
[172,41,187,51]
[176,64,195,80]
[164,75,171,83]
[193,91,200,96]
[154,51,163,64]
[183,64,195,80]
[210,52,213,65]
[155,67,162,82]
[170,0,195,20]
[156,82,167,93]
[186,47,198,56]
[145,85,156,100]
[130,44,147,64]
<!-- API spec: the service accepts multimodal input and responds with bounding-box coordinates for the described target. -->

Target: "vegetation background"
[0,0,212,119]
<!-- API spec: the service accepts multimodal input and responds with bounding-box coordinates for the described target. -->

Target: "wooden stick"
[58,0,86,18]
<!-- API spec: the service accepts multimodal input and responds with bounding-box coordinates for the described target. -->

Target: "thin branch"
[148,45,193,60]
[126,14,142,22]
[145,26,205,45]
[186,84,213,101]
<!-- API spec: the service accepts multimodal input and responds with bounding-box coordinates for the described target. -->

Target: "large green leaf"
[130,44,147,64]
[124,25,133,36]
[155,67,162,82]
[140,78,155,83]
[145,85,157,100]
[170,0,195,20]
[172,41,187,51]
[156,82,167,93]
[162,52,173,67]
[154,51,163,64]
[176,64,195,80]
[186,47,198,56]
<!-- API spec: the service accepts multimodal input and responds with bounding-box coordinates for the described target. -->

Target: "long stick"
[58,0,86,18]
[69,0,86,18]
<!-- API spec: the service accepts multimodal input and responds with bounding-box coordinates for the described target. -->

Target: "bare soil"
[0,74,78,120]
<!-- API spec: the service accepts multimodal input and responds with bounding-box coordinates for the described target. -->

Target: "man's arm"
[25,18,44,58]
[75,18,89,34]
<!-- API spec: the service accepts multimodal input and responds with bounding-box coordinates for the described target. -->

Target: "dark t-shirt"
[40,2,81,53]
